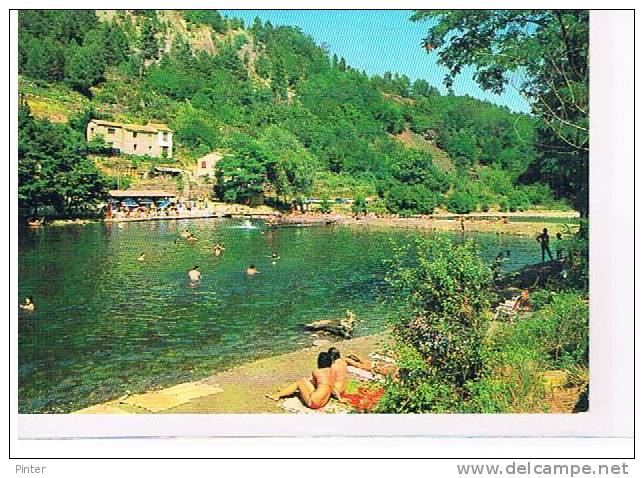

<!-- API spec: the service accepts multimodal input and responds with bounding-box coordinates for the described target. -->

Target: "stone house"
[192,151,223,178]
[87,120,174,159]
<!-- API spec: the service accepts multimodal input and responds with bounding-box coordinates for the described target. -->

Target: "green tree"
[139,17,160,60]
[413,10,588,215]
[64,43,107,95]
[215,135,268,204]
[258,126,319,200]
[18,106,109,216]
[20,37,66,82]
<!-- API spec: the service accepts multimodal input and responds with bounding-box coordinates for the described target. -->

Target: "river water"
[18,219,542,413]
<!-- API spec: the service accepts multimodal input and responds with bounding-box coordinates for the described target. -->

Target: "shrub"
[531,291,589,368]
[351,194,368,214]
[376,344,460,413]
[465,322,549,413]
[386,236,492,389]
[447,190,477,214]
[385,184,438,216]
[318,193,332,214]
[522,183,553,206]
[507,189,531,212]
[367,198,389,216]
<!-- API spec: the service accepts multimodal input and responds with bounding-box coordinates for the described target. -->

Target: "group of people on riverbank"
[267,347,398,411]
[537,228,567,263]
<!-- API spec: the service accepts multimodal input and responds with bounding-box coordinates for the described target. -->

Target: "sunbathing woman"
[267,351,335,409]
[345,352,399,380]
[328,347,349,399]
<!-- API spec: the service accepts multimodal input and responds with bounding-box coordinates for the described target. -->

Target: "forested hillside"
[18,10,568,217]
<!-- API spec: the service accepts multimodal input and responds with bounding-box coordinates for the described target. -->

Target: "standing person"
[491,252,505,281]
[536,228,554,263]
[555,233,565,260]
[266,352,336,410]
[188,266,202,283]
[213,243,225,257]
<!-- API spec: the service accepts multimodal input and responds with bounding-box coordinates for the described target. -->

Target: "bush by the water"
[447,191,478,214]
[377,236,492,412]
[377,233,588,414]
[385,184,438,216]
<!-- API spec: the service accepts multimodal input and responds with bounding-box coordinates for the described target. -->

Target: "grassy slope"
[394,129,454,172]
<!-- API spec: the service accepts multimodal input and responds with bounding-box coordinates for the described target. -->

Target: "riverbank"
[74,334,391,414]
[40,208,579,237]
[281,210,580,237]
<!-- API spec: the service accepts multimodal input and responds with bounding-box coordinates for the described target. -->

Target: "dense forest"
[18,10,579,217]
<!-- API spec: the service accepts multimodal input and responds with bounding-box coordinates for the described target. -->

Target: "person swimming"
[186,234,198,244]
[213,243,225,257]
[19,297,35,312]
[180,229,192,239]
[137,253,146,262]
[266,351,335,409]
[188,266,202,282]
[246,264,259,275]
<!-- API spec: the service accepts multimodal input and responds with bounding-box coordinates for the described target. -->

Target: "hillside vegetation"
[18,10,569,217]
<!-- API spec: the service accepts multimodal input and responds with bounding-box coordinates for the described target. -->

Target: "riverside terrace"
[105,190,278,221]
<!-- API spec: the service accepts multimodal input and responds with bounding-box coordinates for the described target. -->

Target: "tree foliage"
[18,106,109,216]
[17,10,577,214]
[413,10,588,214]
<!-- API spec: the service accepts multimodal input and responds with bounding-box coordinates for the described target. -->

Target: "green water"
[18,219,541,413]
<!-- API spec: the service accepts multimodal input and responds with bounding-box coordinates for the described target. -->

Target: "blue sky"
[220,10,530,113]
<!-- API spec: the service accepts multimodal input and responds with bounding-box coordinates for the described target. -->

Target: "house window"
[201,161,207,169]
[132,132,138,138]
[90,127,95,134]
[107,128,115,134]
[133,144,137,151]
[148,146,152,150]
[162,146,169,154]
[162,132,168,141]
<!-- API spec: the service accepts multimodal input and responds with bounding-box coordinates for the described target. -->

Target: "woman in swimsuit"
[267,352,335,409]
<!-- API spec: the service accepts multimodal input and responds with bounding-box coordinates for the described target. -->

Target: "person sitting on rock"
[267,351,335,409]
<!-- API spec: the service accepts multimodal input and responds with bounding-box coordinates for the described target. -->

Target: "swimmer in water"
[188,266,202,282]
[137,252,146,262]
[213,243,226,257]
[186,234,198,244]
[246,264,260,276]
[19,297,35,312]
[180,229,191,239]
[270,252,280,265]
